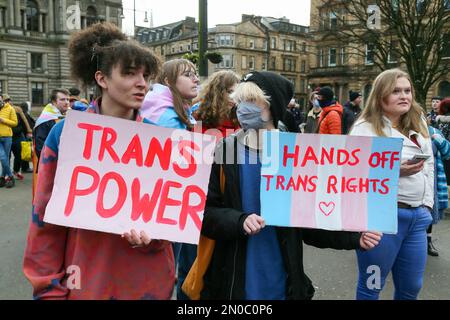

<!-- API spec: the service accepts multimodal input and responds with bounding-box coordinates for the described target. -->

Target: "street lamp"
[119,1,150,37]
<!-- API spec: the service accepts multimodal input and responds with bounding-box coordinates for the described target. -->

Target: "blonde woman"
[350,68,433,300]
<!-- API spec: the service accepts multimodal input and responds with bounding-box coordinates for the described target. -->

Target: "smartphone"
[408,154,431,165]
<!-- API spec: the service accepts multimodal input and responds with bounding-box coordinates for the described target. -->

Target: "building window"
[416,0,426,14]
[31,53,43,71]
[26,0,39,32]
[438,81,450,98]
[220,54,234,68]
[187,45,191,51]
[263,40,267,50]
[300,79,306,93]
[284,58,295,72]
[302,42,307,52]
[330,11,338,30]
[179,46,183,52]
[86,6,98,27]
[271,37,276,49]
[31,82,44,105]
[340,47,347,65]
[286,40,296,52]
[445,0,450,9]
[329,48,337,66]
[388,41,399,63]
[249,56,255,70]
[319,48,324,67]
[0,7,5,28]
[242,55,247,69]
[365,44,375,65]
[301,60,306,73]
[0,80,4,94]
[443,34,450,58]
[364,84,373,103]
[249,40,254,49]
[271,57,276,70]
[320,11,327,30]
[0,50,5,71]
[218,35,234,47]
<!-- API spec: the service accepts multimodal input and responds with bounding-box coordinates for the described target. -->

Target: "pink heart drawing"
[319,202,335,217]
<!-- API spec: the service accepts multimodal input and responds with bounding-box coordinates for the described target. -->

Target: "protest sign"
[261,132,403,234]
[44,111,216,244]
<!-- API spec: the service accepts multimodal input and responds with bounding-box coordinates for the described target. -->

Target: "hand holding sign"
[122,229,152,248]
[261,132,403,234]
[243,214,266,236]
[44,111,216,244]
[359,231,383,250]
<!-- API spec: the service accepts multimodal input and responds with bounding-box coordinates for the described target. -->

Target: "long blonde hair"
[359,68,428,138]
[156,59,197,128]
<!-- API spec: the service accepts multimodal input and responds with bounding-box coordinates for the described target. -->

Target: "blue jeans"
[356,206,432,300]
[356,207,432,300]
[0,137,13,177]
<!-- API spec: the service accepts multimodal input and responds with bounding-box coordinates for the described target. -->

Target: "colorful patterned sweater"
[429,126,450,222]
[23,105,175,300]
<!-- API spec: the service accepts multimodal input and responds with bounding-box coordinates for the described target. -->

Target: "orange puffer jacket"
[318,103,343,134]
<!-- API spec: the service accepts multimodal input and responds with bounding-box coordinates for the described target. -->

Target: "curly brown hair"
[194,70,240,127]
[68,22,160,90]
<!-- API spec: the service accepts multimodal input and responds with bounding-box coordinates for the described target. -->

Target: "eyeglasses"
[183,71,199,81]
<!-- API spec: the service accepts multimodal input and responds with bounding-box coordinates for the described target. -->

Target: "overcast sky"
[122,0,311,35]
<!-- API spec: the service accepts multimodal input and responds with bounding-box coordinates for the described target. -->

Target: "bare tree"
[321,0,450,107]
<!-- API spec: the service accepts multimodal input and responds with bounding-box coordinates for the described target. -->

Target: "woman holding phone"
[350,69,433,300]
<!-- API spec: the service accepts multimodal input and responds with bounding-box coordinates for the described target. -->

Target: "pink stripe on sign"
[340,136,370,231]
[290,134,320,228]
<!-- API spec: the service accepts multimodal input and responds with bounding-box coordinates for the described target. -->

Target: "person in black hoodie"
[342,91,363,134]
[198,71,381,300]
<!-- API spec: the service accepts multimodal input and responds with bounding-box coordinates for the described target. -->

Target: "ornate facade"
[0,0,122,108]
[136,15,311,106]
[308,0,450,108]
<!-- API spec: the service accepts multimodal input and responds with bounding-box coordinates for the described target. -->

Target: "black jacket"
[33,120,57,169]
[200,133,361,300]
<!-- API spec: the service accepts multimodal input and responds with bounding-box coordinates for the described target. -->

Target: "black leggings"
[10,136,24,173]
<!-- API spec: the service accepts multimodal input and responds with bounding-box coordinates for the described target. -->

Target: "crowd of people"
[0,21,447,300]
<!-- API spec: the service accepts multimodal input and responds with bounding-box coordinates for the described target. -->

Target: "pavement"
[0,173,449,300]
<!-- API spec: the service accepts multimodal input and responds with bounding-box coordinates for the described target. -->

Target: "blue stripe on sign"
[261,131,296,227]
[367,137,402,234]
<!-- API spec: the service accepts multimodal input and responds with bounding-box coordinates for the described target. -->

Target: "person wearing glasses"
[141,58,200,299]
[141,59,199,130]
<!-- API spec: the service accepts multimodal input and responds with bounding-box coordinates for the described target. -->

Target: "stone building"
[0,0,123,108]
[308,0,450,108]
[136,14,311,106]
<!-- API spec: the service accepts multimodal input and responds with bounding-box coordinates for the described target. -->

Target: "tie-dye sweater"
[23,105,175,300]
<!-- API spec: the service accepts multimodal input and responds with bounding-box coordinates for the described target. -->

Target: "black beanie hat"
[350,91,362,102]
[318,86,334,103]
[242,71,297,132]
